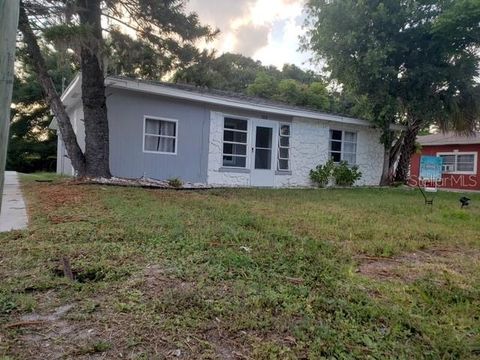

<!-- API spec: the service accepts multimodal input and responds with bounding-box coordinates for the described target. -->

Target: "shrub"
[332,161,362,186]
[167,177,183,188]
[310,160,362,187]
[309,160,335,187]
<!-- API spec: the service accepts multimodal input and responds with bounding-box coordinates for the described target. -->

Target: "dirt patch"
[125,265,251,358]
[203,328,250,360]
[357,248,480,283]
[139,264,196,296]
[36,183,88,211]
[4,303,102,360]
[27,182,107,224]
[19,304,74,323]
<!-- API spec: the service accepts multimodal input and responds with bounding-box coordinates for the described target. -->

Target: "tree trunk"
[387,131,405,180]
[380,144,392,186]
[379,124,393,186]
[395,120,421,183]
[77,0,111,178]
[18,3,86,176]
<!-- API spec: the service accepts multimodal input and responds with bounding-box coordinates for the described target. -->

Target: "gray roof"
[418,132,480,146]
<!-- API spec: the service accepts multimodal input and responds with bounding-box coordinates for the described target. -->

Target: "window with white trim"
[438,153,476,174]
[329,130,357,164]
[278,124,290,171]
[144,117,177,154]
[223,117,248,167]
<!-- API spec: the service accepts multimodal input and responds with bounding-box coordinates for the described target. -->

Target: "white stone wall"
[206,112,385,187]
[354,125,385,186]
[275,118,329,187]
[207,111,250,187]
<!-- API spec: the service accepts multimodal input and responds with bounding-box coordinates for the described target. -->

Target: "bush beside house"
[310,160,362,187]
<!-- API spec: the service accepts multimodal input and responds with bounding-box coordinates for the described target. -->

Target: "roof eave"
[61,73,81,106]
[60,75,402,130]
[105,77,377,128]
[419,142,480,146]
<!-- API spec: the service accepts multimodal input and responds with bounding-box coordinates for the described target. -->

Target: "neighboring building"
[410,132,480,190]
[54,74,390,187]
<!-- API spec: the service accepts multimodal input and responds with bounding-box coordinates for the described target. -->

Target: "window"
[144,117,177,154]
[438,152,476,174]
[278,124,290,171]
[223,117,248,167]
[329,130,357,164]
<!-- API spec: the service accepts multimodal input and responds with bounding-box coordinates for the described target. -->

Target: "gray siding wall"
[107,89,210,183]
[58,91,296,181]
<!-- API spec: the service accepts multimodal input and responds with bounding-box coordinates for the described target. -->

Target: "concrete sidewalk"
[0,171,28,232]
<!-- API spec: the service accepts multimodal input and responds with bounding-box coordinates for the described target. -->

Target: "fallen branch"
[4,320,46,329]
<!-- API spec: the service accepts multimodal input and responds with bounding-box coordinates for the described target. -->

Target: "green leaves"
[305,0,480,183]
[8,46,74,173]
[177,54,336,112]
[246,72,279,98]
[247,74,333,111]
[432,0,480,50]
[22,0,218,79]
[310,160,363,187]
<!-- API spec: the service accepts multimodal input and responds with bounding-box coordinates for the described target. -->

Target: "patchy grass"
[1,174,479,359]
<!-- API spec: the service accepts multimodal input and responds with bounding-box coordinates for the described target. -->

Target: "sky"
[186,0,313,70]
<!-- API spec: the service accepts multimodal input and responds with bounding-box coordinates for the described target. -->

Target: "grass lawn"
[1,174,479,359]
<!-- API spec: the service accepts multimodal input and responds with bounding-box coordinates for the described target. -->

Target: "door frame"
[250,118,278,187]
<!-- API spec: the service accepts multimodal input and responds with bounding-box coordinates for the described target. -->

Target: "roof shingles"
[417,132,480,146]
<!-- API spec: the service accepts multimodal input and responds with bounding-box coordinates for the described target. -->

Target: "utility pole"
[0,0,20,214]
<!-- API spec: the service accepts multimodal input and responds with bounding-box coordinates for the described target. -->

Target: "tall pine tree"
[18,0,217,178]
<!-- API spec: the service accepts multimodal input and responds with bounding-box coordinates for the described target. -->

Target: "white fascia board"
[106,77,375,127]
[49,117,58,130]
[61,73,81,103]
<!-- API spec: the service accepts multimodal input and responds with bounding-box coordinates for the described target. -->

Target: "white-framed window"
[143,116,178,155]
[329,130,357,164]
[223,117,248,168]
[278,124,290,171]
[438,152,477,174]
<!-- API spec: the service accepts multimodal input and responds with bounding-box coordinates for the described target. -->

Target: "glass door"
[255,126,273,170]
[251,120,276,187]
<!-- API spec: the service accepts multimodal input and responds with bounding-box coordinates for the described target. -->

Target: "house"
[409,132,480,190]
[54,74,389,187]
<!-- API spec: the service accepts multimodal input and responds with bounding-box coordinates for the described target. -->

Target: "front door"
[250,120,276,187]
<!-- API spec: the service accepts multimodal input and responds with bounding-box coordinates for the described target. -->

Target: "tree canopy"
[19,0,217,177]
[26,0,218,79]
[8,48,76,173]
[303,0,480,183]
[175,52,351,113]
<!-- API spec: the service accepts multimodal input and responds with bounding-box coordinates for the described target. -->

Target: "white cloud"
[254,18,310,69]
[233,24,270,57]
[187,0,311,69]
